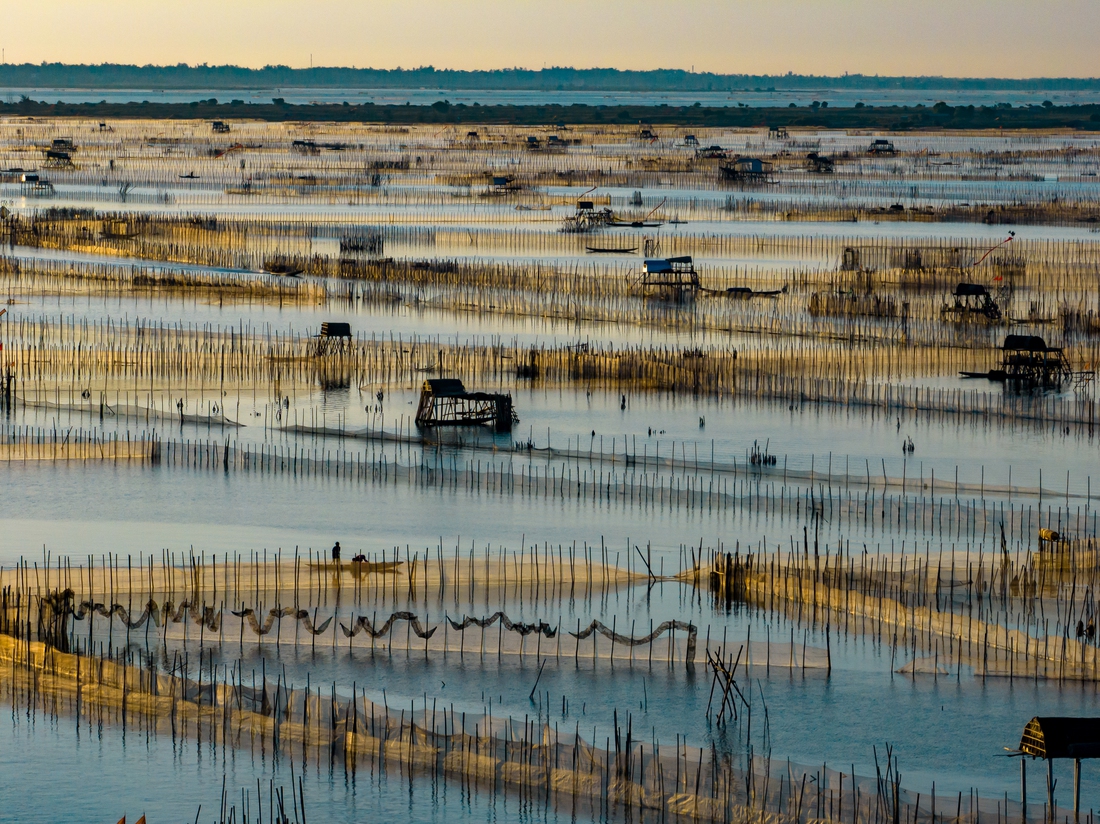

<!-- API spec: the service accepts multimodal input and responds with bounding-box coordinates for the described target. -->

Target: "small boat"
[959,370,1007,381]
[723,285,787,298]
[308,560,405,576]
[263,258,304,277]
[179,171,199,179]
[350,559,405,577]
[586,245,637,254]
[611,198,666,228]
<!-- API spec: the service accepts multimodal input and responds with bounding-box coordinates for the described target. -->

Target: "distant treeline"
[1,63,1100,92]
[3,97,1099,129]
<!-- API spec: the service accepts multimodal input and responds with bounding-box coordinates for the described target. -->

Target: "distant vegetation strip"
[2,63,1100,92]
[3,98,1100,129]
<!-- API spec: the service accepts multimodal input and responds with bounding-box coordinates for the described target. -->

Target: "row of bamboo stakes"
[0,629,980,824]
[13,209,1100,288]
[2,532,1099,682]
[12,177,1100,222]
[4,253,1079,354]
[3,417,1097,551]
[0,433,1095,677]
[6,119,1100,213]
[8,214,1100,352]
[5,313,1100,427]
[1,539,1098,822]
[707,536,1100,678]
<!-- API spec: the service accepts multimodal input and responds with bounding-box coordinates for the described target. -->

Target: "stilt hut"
[414,379,517,432]
[638,256,700,301]
[942,283,1002,321]
[1017,716,1100,820]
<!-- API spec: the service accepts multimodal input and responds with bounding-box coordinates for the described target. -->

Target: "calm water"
[4,123,1100,822]
[7,566,1100,813]
[0,699,613,824]
[10,382,1099,500]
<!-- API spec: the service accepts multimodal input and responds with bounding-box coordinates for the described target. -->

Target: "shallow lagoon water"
[4,123,1100,822]
[223,632,1100,811]
[3,387,1098,596]
[0,700,599,824]
[7,553,1100,814]
[12,380,1100,499]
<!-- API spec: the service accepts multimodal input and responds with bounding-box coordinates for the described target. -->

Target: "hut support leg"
[1021,759,1026,824]
[1073,758,1080,822]
[1047,759,1054,822]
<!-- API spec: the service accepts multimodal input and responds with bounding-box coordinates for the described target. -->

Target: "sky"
[1,0,1098,78]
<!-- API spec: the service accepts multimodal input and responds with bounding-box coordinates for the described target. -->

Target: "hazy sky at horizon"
[2,1,1098,78]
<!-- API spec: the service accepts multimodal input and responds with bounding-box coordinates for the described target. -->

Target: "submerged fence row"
[3,422,1098,555]
[0,628,1079,824]
[4,313,1100,427]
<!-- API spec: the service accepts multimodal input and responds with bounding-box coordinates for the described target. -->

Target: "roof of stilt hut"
[423,379,467,397]
[1019,717,1100,759]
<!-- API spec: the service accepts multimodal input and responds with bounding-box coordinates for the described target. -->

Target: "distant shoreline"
[2,98,1099,130]
[2,64,1100,92]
